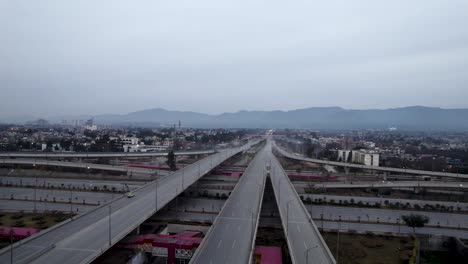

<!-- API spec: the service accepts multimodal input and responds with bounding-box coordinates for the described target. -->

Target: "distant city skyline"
[1,0,468,118]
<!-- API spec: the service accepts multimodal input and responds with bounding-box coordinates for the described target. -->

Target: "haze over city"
[2,0,468,119]
[2,1,468,264]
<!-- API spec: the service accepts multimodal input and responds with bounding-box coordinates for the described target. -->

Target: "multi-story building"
[352,150,380,167]
[337,149,380,167]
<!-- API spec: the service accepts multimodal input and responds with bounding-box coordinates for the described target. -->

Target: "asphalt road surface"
[190,144,268,264]
[270,140,336,264]
[0,141,258,264]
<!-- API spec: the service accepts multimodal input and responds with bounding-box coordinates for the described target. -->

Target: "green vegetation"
[402,214,429,233]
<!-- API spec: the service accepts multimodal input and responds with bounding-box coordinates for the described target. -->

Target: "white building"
[337,150,352,162]
[352,150,380,167]
[337,149,380,167]
[85,124,98,131]
[122,137,139,145]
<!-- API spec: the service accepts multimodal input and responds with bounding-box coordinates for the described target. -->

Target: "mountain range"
[31,106,468,131]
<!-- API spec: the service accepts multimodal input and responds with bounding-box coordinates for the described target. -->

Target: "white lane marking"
[217,240,223,249]
[232,240,237,248]
[55,247,99,253]
[238,225,241,231]
[303,241,308,249]
[297,225,301,232]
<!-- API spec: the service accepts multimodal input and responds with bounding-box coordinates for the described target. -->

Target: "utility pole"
[33,176,37,213]
[70,188,73,216]
[155,180,158,211]
[108,205,112,247]
[181,165,184,190]
[336,222,340,264]
[286,199,295,236]
[10,229,13,264]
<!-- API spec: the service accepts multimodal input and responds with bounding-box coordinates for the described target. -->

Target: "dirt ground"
[322,232,414,264]
[0,212,72,249]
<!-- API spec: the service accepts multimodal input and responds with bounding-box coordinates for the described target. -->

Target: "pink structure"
[120,232,202,264]
[0,226,40,240]
[121,231,283,264]
[254,246,282,264]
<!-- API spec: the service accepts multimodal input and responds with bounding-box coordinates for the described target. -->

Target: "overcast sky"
[1,0,468,118]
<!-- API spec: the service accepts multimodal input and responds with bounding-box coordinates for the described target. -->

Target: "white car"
[126,192,135,198]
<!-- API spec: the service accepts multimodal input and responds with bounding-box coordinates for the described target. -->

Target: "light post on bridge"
[155,180,159,211]
[108,205,112,247]
[286,198,295,236]
[69,186,73,217]
[33,164,37,213]
[181,165,184,190]
[305,245,319,263]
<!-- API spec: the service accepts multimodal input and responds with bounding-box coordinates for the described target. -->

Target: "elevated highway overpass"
[274,142,468,179]
[190,143,268,264]
[0,158,167,176]
[0,149,215,159]
[269,141,336,264]
[0,140,260,264]
[295,181,467,190]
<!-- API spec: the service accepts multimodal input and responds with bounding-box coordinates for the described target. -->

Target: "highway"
[190,144,268,264]
[0,176,143,191]
[269,140,336,264]
[0,150,215,158]
[317,220,468,239]
[0,200,95,214]
[308,205,468,229]
[274,141,468,179]
[0,187,116,206]
[0,158,168,176]
[295,181,468,190]
[303,194,468,212]
[0,140,259,264]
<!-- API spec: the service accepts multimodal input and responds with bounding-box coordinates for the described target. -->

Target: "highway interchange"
[1,137,467,263]
[0,142,256,264]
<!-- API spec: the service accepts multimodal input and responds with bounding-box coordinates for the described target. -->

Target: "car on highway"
[126,192,135,198]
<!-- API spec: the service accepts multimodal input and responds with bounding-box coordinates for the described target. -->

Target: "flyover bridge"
[190,143,268,264]
[0,158,166,175]
[0,140,260,264]
[0,150,215,159]
[274,142,468,179]
[296,181,467,190]
[270,141,336,264]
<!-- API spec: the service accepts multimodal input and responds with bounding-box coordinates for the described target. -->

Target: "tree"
[167,151,176,171]
[402,214,429,233]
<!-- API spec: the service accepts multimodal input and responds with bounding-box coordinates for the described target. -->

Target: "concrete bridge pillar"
[344,167,351,175]
[383,171,388,181]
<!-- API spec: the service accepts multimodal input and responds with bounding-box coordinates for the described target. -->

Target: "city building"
[352,150,380,167]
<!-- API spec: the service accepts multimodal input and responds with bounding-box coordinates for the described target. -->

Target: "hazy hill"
[5,106,467,130]
[86,106,468,130]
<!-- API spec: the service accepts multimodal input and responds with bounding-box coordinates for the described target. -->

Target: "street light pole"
[70,188,73,216]
[336,221,341,264]
[305,245,318,263]
[34,177,37,213]
[155,180,158,211]
[286,199,295,236]
[108,205,112,247]
[9,229,13,264]
[181,165,184,190]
